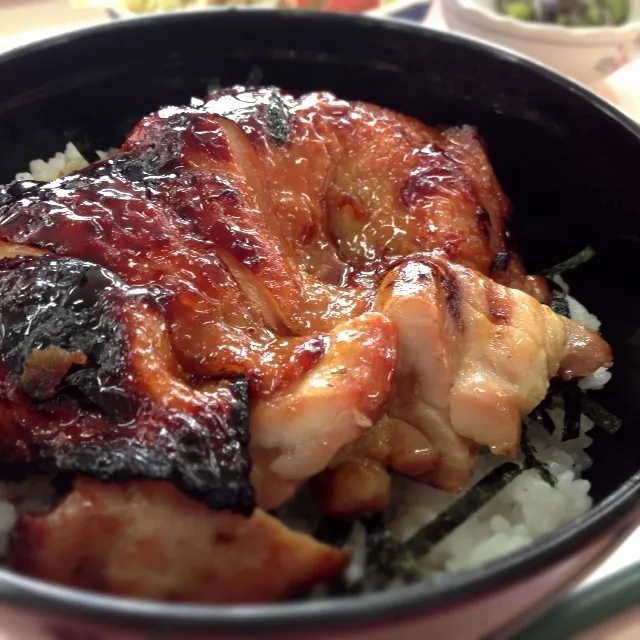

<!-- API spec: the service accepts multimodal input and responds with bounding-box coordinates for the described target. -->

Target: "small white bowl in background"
[441,0,640,85]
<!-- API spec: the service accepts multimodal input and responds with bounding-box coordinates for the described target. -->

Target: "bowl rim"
[448,0,640,41]
[0,8,640,634]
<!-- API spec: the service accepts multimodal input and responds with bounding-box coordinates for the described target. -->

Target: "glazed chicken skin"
[0,252,253,512]
[0,86,612,602]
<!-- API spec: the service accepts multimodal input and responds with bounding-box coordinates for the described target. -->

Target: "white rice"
[2,146,612,587]
[15,143,89,182]
[15,143,118,183]
[305,401,598,590]
[385,415,595,577]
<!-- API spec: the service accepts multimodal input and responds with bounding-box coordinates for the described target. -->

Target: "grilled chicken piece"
[380,256,611,484]
[0,151,397,507]
[312,415,438,518]
[193,89,515,279]
[251,312,397,510]
[0,88,549,501]
[0,254,253,512]
[9,478,348,603]
[0,87,614,599]
[315,255,611,514]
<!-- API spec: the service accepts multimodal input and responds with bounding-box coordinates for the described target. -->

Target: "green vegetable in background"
[496,0,630,26]
[499,0,535,19]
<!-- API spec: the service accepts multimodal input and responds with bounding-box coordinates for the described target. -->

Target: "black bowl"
[0,10,639,639]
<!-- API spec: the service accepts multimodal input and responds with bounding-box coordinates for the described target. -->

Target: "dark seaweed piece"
[547,378,567,393]
[314,516,354,547]
[562,383,582,441]
[325,573,364,597]
[581,393,623,434]
[362,514,420,588]
[536,381,621,437]
[406,463,523,557]
[266,87,290,146]
[62,129,102,163]
[548,278,571,318]
[331,464,523,593]
[0,180,46,207]
[201,86,290,149]
[520,423,556,486]
[542,246,596,277]
[529,403,557,435]
[490,251,511,273]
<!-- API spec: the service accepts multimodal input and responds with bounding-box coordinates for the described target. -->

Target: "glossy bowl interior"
[0,9,639,636]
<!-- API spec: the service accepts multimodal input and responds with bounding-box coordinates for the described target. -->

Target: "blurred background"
[1,0,639,117]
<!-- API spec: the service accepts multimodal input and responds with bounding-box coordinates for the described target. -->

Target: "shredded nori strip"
[581,393,623,434]
[562,383,583,441]
[529,404,556,435]
[520,423,556,486]
[327,460,560,592]
[325,574,363,597]
[490,251,511,273]
[0,180,46,207]
[542,246,596,277]
[362,514,420,588]
[266,88,290,147]
[314,516,354,547]
[548,378,571,395]
[406,462,523,557]
[341,386,620,590]
[338,463,523,591]
[537,380,622,438]
[62,129,102,163]
[548,279,571,318]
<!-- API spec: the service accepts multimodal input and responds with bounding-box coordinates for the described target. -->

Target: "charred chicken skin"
[0,87,612,602]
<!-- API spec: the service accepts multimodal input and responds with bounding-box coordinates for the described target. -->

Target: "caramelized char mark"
[437,262,463,330]
[0,255,254,513]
